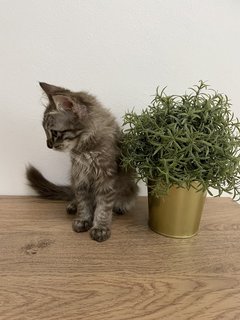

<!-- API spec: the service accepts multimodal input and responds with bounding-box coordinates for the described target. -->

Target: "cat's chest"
[71,151,101,180]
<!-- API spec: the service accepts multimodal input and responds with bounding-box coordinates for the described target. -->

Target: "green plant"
[121,81,240,199]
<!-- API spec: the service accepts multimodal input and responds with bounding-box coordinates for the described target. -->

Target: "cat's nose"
[47,140,53,149]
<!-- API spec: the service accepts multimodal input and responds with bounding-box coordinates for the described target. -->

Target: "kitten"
[26,82,138,242]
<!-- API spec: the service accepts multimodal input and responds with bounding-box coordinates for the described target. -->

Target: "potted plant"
[121,81,240,238]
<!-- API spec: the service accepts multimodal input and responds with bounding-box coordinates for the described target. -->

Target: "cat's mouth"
[46,140,63,150]
[54,144,64,151]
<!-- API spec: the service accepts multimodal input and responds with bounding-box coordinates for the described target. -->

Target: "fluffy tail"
[26,165,74,201]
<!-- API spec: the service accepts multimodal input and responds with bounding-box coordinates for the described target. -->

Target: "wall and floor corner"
[0,0,239,196]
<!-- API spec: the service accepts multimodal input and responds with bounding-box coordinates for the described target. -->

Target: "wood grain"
[0,196,240,319]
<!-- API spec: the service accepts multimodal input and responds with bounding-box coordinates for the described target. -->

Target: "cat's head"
[40,82,93,151]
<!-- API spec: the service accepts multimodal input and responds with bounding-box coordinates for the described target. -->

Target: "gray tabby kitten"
[26,83,138,242]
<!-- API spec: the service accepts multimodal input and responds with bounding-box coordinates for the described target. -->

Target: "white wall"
[0,0,239,196]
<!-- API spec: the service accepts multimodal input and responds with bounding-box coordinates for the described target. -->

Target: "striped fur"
[26,82,138,242]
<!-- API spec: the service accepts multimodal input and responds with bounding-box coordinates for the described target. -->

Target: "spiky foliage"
[121,81,240,199]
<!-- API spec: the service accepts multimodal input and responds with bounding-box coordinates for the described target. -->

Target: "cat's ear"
[39,82,65,95]
[52,95,87,118]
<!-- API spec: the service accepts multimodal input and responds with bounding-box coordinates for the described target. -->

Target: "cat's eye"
[51,130,58,138]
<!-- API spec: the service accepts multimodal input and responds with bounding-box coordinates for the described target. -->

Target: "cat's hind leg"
[113,201,134,215]
[66,199,78,215]
[113,176,139,215]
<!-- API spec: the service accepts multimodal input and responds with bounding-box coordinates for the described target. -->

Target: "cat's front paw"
[90,226,111,242]
[72,219,92,232]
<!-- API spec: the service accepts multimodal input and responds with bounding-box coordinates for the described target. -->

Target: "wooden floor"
[0,197,240,320]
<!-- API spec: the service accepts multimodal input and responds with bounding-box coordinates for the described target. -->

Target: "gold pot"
[148,182,206,238]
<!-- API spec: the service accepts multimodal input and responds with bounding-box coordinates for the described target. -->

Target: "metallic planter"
[148,183,206,238]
